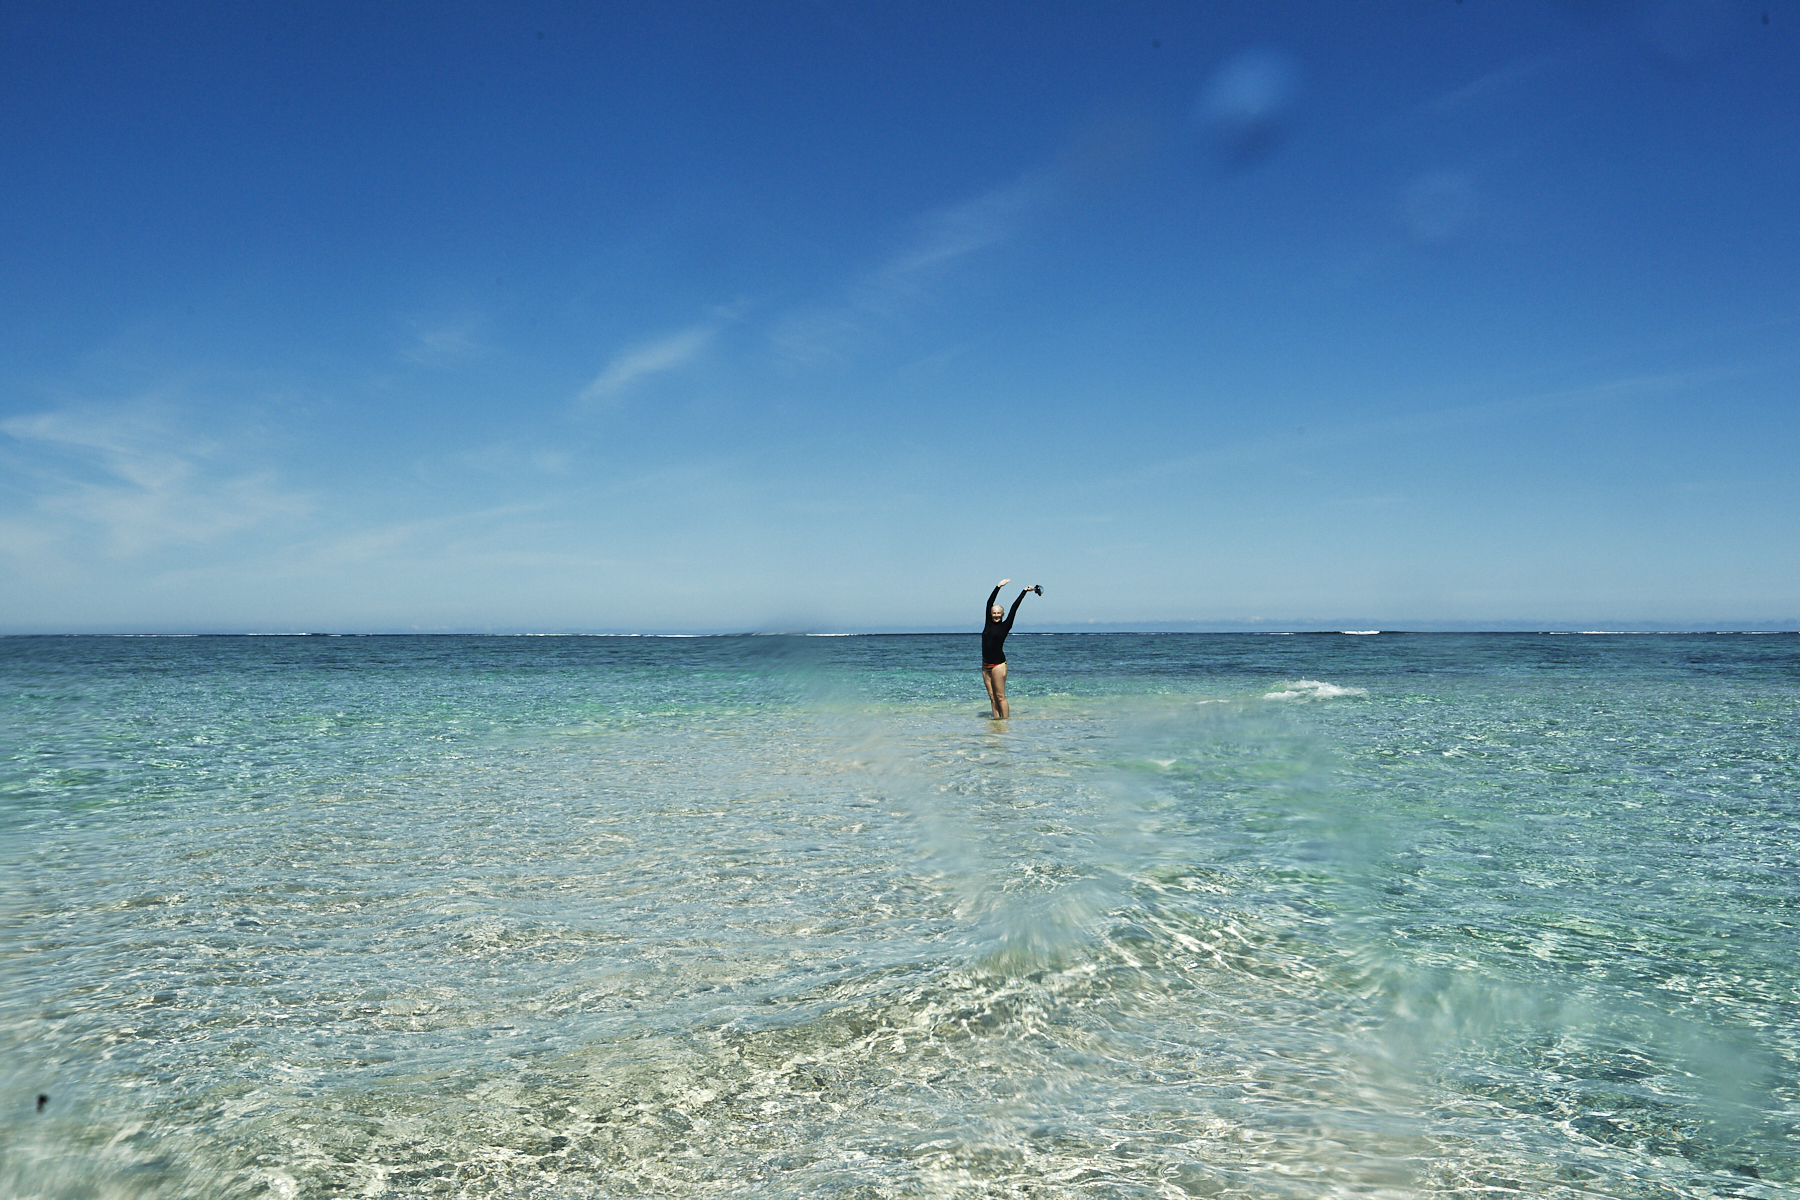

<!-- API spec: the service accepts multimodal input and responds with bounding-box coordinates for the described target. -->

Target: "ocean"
[2,632,1796,1198]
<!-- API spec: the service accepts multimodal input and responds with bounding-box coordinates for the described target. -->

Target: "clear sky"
[2,1,1795,633]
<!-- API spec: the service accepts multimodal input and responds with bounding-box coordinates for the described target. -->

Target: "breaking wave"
[1264,678,1370,700]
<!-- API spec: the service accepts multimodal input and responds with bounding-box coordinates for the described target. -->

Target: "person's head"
[990,605,1004,622]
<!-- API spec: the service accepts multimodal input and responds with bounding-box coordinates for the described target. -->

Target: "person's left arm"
[1005,587,1033,626]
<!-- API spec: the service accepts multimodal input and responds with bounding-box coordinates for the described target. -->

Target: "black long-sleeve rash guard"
[982,586,1027,666]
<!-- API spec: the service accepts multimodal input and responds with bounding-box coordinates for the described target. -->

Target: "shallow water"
[2,633,1796,1198]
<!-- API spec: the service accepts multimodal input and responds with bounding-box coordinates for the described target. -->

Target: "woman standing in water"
[982,577,1040,719]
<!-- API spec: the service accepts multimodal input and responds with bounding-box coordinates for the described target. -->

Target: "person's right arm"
[986,580,1008,615]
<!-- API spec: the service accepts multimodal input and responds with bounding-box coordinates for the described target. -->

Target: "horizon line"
[3,626,1797,639]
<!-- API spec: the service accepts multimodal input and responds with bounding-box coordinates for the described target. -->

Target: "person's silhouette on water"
[981,578,1040,719]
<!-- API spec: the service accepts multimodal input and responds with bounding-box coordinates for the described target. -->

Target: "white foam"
[1263,679,1369,701]
[1340,630,1380,635]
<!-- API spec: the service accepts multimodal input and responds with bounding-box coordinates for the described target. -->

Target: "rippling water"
[3,633,1796,1198]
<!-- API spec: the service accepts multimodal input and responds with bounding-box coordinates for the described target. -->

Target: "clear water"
[2,633,1796,1199]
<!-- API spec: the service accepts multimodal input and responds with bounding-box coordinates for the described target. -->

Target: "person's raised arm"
[987,580,1007,616]
[1005,587,1033,625]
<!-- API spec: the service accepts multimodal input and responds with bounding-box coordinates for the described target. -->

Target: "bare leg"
[983,662,1009,719]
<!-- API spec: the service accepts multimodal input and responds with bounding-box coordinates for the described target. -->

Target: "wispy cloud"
[598,171,1057,379]
[873,172,1050,300]
[0,401,312,560]
[1368,51,1563,143]
[577,323,716,405]
[1417,53,1557,119]
[279,500,559,573]
[402,316,487,365]
[458,439,572,477]
[1119,363,1751,489]
[775,170,1055,363]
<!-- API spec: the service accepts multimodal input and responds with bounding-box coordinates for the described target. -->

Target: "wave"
[1263,679,1369,701]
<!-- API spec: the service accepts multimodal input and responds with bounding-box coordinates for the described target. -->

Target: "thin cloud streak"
[774,170,1055,363]
[275,500,565,573]
[1114,363,1754,490]
[872,171,1051,299]
[0,403,313,560]
[402,316,487,365]
[577,324,715,405]
[1417,53,1558,117]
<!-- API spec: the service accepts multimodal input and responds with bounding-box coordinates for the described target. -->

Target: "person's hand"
[997,578,1011,587]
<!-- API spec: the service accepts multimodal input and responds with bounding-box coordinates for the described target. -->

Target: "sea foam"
[1263,679,1369,700]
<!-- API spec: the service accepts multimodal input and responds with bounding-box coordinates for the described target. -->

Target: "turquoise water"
[2,633,1796,1199]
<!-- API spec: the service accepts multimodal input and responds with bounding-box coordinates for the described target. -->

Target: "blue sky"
[2,1,1795,632]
